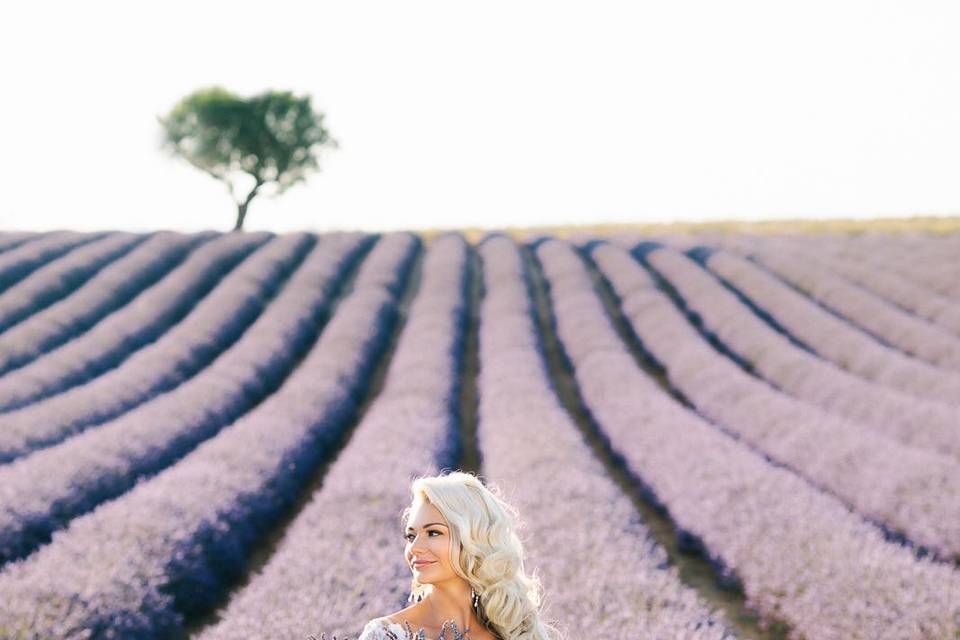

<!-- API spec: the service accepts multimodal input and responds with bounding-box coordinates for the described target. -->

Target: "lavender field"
[0,229,958,640]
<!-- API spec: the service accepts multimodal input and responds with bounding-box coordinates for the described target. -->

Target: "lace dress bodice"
[357,617,413,640]
[357,617,475,640]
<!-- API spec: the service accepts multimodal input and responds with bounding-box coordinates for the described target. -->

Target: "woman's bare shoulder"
[382,602,427,626]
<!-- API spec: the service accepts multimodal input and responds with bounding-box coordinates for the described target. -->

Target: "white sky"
[2,1,958,233]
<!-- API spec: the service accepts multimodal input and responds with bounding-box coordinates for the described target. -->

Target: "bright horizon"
[2,1,959,233]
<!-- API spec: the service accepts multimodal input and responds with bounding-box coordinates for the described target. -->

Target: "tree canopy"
[158,87,337,231]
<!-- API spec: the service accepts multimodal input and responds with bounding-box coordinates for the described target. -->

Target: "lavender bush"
[0,232,308,461]
[0,232,370,565]
[1,227,958,639]
[0,231,146,333]
[744,245,960,371]
[869,238,960,299]
[0,232,40,253]
[695,247,960,404]
[641,245,960,461]
[0,233,418,639]
[753,236,960,337]
[802,233,960,299]
[476,236,734,639]
[0,231,262,411]
[0,230,212,375]
[200,233,467,640]
[0,231,102,293]
[535,238,960,639]
[591,241,960,560]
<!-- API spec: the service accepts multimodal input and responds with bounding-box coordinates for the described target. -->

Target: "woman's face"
[405,499,457,584]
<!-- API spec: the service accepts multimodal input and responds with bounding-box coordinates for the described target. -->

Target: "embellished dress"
[357,617,474,640]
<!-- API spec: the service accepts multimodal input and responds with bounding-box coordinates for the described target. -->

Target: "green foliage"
[158,86,337,230]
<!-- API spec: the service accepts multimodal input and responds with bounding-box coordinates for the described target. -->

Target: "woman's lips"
[413,561,435,569]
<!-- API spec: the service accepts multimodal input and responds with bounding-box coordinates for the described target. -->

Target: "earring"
[471,588,479,610]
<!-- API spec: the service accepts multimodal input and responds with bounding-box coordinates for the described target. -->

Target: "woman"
[358,471,564,640]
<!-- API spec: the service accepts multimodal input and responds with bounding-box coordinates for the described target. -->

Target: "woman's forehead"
[406,500,445,526]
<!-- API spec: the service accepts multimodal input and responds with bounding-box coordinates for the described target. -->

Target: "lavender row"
[474,236,734,638]
[0,231,211,376]
[536,239,960,639]
[787,242,960,337]
[200,233,467,640]
[664,230,960,320]
[665,210,960,322]
[852,241,960,300]
[749,234,960,301]
[701,233,960,337]
[0,232,39,253]
[0,232,148,333]
[689,246,960,405]
[0,233,419,639]
[871,240,960,299]
[0,232,370,566]
[840,245,960,301]
[738,244,960,374]
[0,232,309,462]
[641,245,960,461]
[0,231,103,293]
[0,232,264,411]
[591,242,960,560]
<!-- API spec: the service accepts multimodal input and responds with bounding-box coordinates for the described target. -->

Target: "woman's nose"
[408,533,428,551]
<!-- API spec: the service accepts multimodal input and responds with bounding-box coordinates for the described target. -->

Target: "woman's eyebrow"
[405,522,448,530]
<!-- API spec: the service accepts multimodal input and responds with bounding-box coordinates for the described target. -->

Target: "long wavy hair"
[401,471,564,640]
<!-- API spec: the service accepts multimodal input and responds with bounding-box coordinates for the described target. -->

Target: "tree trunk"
[234,203,248,232]
[232,179,263,232]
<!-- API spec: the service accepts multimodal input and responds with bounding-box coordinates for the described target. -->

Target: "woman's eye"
[403,531,441,541]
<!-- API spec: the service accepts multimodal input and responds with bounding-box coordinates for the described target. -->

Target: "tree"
[158,87,337,231]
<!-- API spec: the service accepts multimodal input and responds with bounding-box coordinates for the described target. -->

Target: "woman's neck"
[420,579,478,632]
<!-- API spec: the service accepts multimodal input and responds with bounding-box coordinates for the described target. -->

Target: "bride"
[357,471,564,640]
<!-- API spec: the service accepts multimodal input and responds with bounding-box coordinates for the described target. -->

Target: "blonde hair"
[400,471,564,640]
